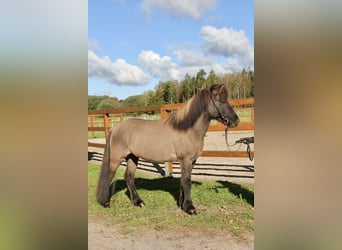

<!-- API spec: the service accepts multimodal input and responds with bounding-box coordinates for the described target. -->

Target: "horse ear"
[210,84,225,98]
[210,84,218,95]
[218,84,225,95]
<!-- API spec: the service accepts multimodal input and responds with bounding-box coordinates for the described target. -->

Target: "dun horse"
[96,84,239,215]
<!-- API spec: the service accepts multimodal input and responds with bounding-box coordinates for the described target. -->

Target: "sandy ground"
[88,130,254,249]
[88,219,253,250]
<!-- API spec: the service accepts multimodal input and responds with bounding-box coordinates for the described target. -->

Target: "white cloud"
[101,89,112,96]
[174,49,213,67]
[138,50,179,81]
[136,47,252,83]
[140,0,217,19]
[88,50,149,86]
[201,25,254,63]
[172,49,227,76]
[89,24,254,87]
[223,58,246,73]
[135,25,254,83]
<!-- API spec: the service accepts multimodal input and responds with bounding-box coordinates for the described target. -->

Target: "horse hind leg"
[125,154,145,207]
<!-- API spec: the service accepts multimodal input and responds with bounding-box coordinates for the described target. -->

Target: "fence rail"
[88,98,254,161]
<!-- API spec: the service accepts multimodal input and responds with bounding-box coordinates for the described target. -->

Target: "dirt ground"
[88,130,254,249]
[88,218,253,250]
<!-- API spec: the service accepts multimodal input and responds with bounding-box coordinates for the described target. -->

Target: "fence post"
[166,161,173,176]
[160,107,168,120]
[104,113,110,142]
[90,116,95,138]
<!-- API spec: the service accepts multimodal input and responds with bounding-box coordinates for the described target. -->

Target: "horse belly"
[136,141,177,163]
[127,122,177,163]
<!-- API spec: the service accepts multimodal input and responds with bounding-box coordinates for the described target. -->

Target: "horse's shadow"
[216,181,254,207]
[109,178,254,208]
[109,177,202,203]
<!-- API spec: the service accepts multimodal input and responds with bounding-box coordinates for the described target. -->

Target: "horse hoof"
[135,199,145,207]
[101,202,110,208]
[186,209,197,215]
[185,205,197,215]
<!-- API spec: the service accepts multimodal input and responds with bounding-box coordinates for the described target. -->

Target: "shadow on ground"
[109,177,202,204]
[216,181,254,207]
[108,177,253,208]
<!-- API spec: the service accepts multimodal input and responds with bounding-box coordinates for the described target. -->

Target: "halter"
[209,93,231,147]
[209,93,229,125]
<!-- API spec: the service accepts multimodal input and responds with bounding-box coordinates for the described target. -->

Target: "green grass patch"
[88,131,105,139]
[88,163,254,239]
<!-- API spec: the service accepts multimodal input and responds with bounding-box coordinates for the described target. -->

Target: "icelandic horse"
[96,84,239,215]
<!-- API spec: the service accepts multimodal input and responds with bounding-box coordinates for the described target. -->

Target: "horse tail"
[96,128,113,207]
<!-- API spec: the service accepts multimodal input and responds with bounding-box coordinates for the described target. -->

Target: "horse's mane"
[165,88,210,131]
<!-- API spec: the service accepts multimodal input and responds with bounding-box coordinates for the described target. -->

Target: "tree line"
[88,68,254,111]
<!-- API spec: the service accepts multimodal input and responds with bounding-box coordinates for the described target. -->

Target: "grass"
[88,162,254,239]
[88,131,105,139]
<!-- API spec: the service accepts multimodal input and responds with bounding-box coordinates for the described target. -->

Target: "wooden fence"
[88,98,254,160]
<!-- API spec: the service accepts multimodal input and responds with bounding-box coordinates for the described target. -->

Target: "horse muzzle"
[218,112,239,128]
[223,116,240,128]
[228,118,239,128]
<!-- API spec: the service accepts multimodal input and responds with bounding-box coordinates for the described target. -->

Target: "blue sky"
[88,0,254,100]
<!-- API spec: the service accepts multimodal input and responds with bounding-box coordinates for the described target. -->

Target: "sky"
[88,0,254,100]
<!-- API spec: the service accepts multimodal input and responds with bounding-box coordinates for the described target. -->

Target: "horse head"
[209,84,240,128]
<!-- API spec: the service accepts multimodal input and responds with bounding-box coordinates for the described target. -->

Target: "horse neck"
[190,112,211,138]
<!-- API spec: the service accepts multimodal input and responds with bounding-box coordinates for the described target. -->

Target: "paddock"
[88,98,254,249]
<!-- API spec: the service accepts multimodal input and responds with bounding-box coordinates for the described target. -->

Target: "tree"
[122,95,146,108]
[190,76,197,96]
[248,69,254,97]
[88,69,255,111]
[143,90,158,106]
[96,97,120,110]
[153,81,166,104]
[179,73,192,102]
[88,95,106,110]
[196,69,207,90]
[164,81,177,104]
[152,80,178,104]
[207,69,218,87]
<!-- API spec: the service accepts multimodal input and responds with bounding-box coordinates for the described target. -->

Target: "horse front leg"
[125,154,145,207]
[179,159,196,215]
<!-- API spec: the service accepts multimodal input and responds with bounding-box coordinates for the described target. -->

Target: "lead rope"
[224,127,241,149]
[224,126,254,161]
